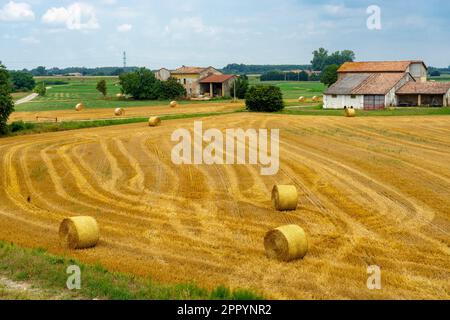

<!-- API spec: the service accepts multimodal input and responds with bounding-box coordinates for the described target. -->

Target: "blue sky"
[1,0,449,70]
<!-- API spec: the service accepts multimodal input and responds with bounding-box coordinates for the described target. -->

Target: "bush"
[9,71,35,92]
[10,120,35,132]
[245,85,284,112]
[119,68,160,100]
[158,77,186,100]
[0,63,14,135]
[34,82,47,96]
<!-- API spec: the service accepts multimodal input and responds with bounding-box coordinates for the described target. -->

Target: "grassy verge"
[281,105,450,116]
[3,110,242,137]
[0,241,262,300]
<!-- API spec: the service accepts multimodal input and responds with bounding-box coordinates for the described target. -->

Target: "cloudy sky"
[1,0,449,70]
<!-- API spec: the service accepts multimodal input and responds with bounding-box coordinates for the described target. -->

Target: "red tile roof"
[172,66,207,74]
[353,73,407,95]
[396,82,450,95]
[338,61,425,73]
[199,74,236,83]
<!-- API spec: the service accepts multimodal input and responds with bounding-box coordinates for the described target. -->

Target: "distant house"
[155,68,171,81]
[67,72,83,77]
[324,61,450,109]
[155,66,236,98]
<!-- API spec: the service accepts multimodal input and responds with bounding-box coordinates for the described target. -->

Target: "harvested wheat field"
[9,101,243,123]
[0,114,449,299]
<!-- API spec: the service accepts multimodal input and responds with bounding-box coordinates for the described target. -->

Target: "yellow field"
[9,102,244,122]
[0,114,449,299]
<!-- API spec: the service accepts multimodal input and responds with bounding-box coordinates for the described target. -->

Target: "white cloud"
[101,0,117,4]
[0,1,35,21]
[42,2,99,30]
[164,17,218,39]
[117,23,132,32]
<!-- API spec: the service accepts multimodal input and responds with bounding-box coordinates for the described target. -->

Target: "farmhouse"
[155,66,236,98]
[324,60,450,109]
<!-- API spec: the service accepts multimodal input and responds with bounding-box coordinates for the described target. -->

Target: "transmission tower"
[123,51,127,69]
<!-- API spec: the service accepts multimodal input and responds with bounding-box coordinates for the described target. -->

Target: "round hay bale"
[116,93,124,98]
[75,103,84,111]
[272,185,298,211]
[345,107,356,117]
[312,96,321,102]
[59,216,99,250]
[148,116,161,127]
[170,101,178,108]
[298,96,305,102]
[264,225,308,261]
[114,108,125,116]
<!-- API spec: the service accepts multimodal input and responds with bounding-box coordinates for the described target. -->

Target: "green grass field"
[249,77,326,99]
[15,77,231,112]
[430,74,450,82]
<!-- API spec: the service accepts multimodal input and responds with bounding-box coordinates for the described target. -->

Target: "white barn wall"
[324,94,364,109]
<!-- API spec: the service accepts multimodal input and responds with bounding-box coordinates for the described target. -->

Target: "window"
[332,94,337,98]
[183,79,187,85]
[351,95,356,99]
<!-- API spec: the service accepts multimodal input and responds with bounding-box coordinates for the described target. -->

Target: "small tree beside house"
[96,79,107,97]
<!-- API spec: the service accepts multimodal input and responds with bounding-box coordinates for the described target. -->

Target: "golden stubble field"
[0,113,449,299]
[9,102,244,122]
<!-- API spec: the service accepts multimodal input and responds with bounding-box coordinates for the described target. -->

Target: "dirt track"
[9,102,244,122]
[0,114,449,299]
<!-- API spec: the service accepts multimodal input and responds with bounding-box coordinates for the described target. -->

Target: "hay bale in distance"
[114,108,125,116]
[148,116,161,127]
[312,96,321,102]
[344,106,356,117]
[264,224,308,261]
[298,96,305,102]
[59,216,99,250]
[170,101,178,108]
[75,103,84,111]
[272,185,298,211]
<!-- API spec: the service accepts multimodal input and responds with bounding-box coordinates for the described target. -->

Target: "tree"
[311,48,355,71]
[245,85,284,112]
[96,79,107,97]
[34,82,47,96]
[9,71,35,92]
[430,70,441,77]
[311,48,329,71]
[0,63,14,135]
[230,76,249,99]
[119,68,160,100]
[320,64,339,87]
[158,77,186,100]
[32,66,47,76]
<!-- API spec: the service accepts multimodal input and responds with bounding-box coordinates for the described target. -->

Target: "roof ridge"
[351,73,377,94]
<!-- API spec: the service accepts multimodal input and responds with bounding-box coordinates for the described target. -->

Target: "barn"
[324,72,412,110]
[323,60,450,109]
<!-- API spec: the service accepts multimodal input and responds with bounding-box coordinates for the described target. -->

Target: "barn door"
[364,95,385,110]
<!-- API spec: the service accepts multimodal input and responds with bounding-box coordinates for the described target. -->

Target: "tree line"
[18,66,139,77]
[222,64,312,74]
